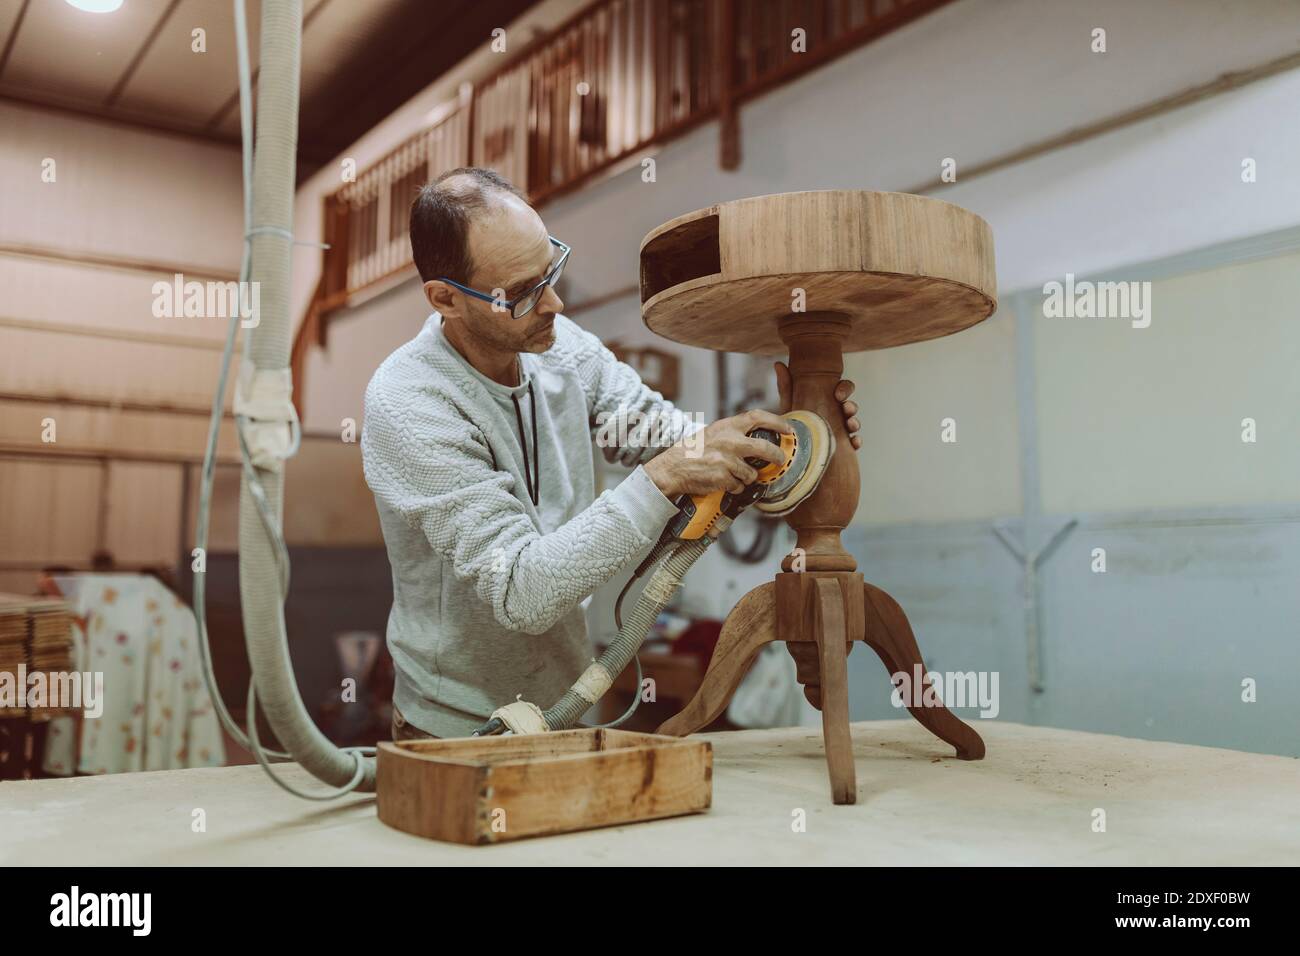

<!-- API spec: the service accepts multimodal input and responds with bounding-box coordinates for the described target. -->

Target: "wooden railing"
[320,104,471,310]
[313,0,952,318]
[733,0,952,97]
[504,0,725,205]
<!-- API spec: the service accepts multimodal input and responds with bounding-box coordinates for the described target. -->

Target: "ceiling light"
[65,0,124,12]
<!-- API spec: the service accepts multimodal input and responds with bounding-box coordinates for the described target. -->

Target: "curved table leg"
[786,634,853,710]
[863,583,986,760]
[656,582,777,737]
[786,641,823,709]
[814,578,857,804]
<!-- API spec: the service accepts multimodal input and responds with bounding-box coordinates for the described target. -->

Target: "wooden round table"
[640,190,997,803]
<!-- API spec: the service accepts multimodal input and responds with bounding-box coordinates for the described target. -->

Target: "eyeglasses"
[437,236,570,320]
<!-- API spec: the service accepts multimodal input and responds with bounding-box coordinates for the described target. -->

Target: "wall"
[1034,251,1300,513]
[0,99,244,592]
[0,93,396,596]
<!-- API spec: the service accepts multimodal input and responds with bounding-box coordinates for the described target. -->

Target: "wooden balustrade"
[312,0,952,318]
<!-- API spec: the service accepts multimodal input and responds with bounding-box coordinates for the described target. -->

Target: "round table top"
[639,190,997,355]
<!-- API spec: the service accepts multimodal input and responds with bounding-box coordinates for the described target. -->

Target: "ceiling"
[0,0,540,174]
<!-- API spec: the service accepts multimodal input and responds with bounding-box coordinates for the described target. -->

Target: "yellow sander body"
[674,410,835,539]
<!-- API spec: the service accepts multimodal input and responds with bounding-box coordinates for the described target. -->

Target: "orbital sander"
[474,409,834,737]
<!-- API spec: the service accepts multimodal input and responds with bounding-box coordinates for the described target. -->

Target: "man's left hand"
[774,361,863,451]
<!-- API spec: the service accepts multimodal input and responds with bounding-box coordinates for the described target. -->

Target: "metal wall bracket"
[993,518,1077,692]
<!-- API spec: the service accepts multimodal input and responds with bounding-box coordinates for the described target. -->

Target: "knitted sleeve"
[551,314,705,467]
[362,370,678,636]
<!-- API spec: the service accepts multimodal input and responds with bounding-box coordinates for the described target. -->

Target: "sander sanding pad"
[755,410,834,516]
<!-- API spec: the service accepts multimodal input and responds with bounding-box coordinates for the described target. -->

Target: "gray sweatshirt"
[361,313,699,737]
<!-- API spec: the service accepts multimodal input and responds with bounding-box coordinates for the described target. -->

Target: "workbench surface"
[3,720,1296,865]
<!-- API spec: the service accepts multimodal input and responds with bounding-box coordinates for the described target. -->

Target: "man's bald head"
[409,167,529,285]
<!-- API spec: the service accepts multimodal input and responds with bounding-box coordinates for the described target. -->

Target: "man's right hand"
[644,410,792,499]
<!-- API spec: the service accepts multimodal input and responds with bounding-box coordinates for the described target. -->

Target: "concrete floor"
[1,720,1296,865]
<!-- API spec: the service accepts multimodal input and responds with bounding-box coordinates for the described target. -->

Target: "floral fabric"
[41,574,225,775]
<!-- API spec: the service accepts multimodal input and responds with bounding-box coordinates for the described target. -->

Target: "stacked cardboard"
[0,594,76,720]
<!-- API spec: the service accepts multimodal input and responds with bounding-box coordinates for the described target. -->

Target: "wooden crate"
[376,728,712,844]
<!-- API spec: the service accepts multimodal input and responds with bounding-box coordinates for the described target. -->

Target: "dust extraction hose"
[236,0,376,792]
[542,536,712,730]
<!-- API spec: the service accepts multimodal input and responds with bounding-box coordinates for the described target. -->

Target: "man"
[362,167,861,740]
